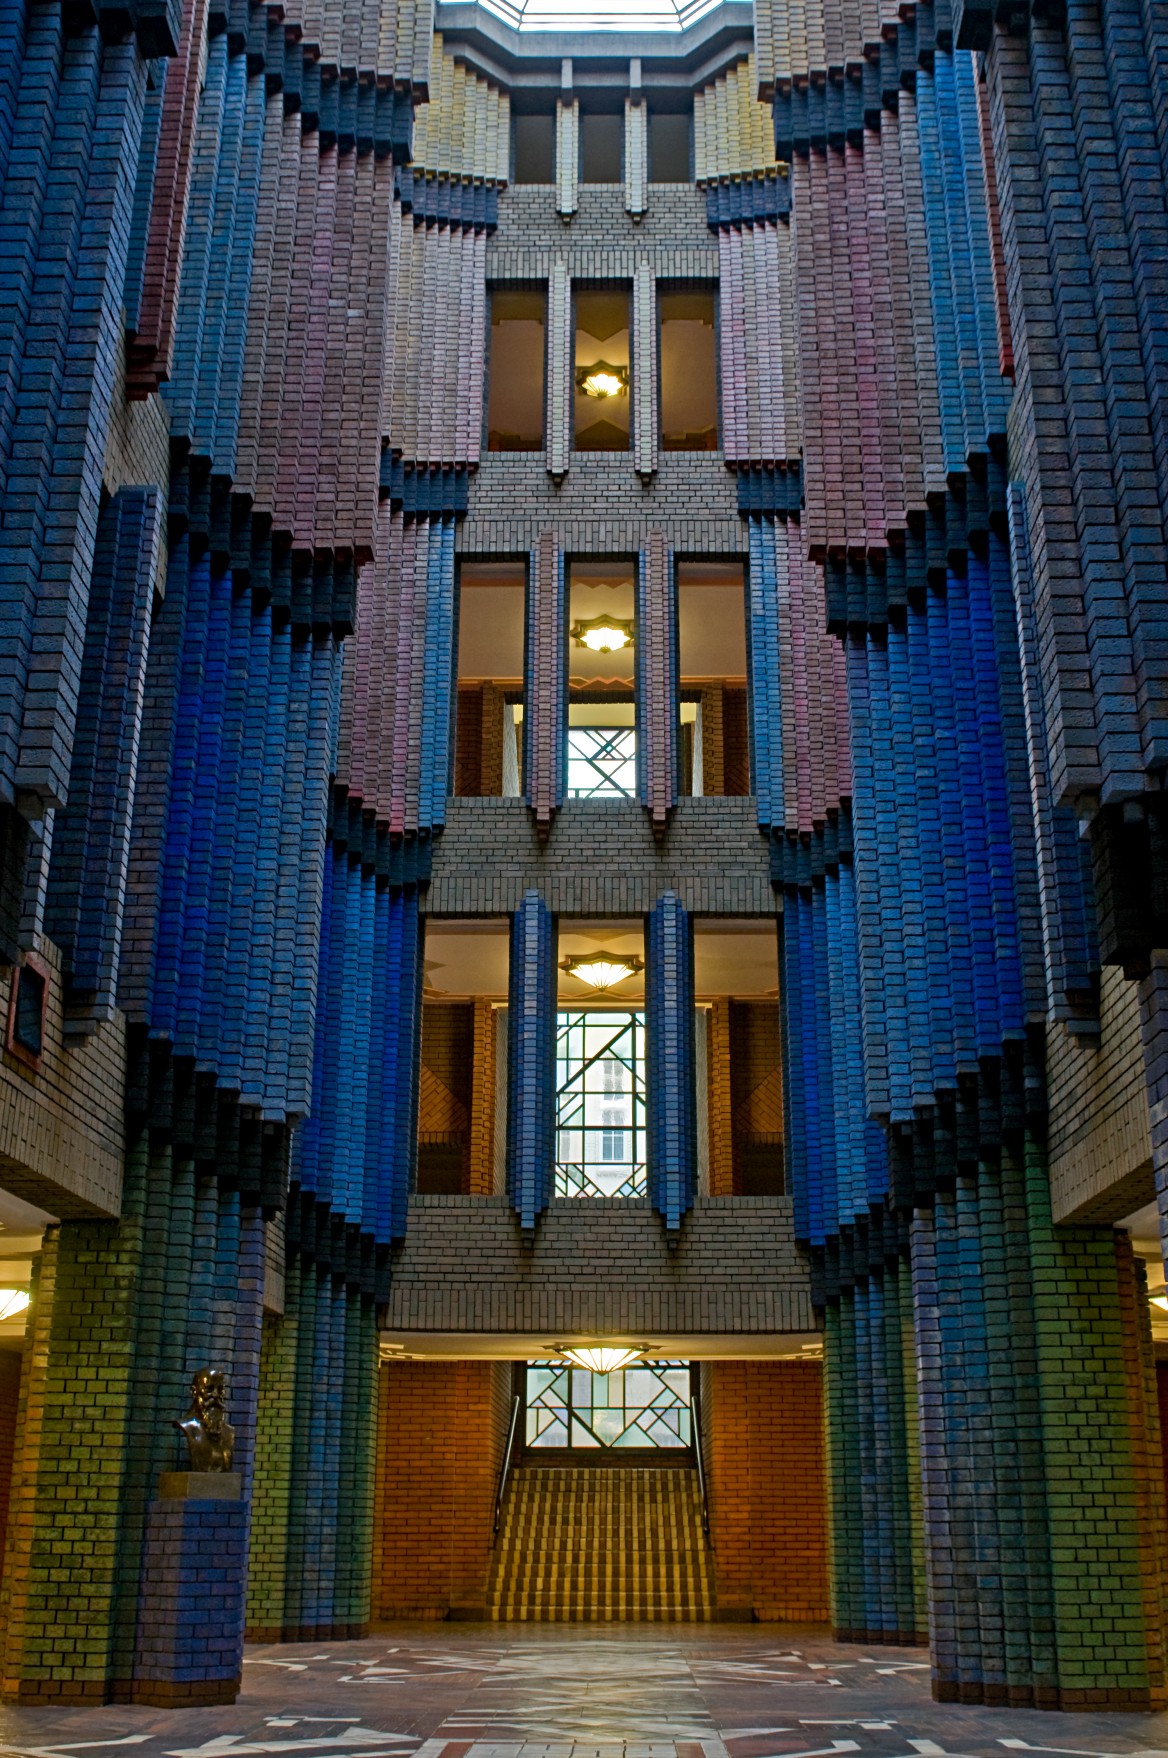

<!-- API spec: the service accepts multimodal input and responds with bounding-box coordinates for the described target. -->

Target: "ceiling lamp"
[570,614,634,654]
[561,952,643,991]
[553,1344,650,1375]
[577,362,628,399]
[0,1289,29,1322]
[1151,1286,1168,1313]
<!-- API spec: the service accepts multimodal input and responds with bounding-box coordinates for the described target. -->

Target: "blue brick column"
[507,889,557,1235]
[646,891,697,1234]
[133,1485,246,1707]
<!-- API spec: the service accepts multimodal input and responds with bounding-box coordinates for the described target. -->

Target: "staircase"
[487,1464,715,1621]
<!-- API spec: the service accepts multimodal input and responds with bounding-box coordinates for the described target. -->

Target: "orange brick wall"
[701,1360,829,1621]
[0,1352,20,1587]
[373,1359,512,1618]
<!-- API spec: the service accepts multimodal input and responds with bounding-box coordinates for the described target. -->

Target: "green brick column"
[1021,1133,1168,1708]
[247,1300,298,1641]
[0,1140,196,1702]
[912,1133,1168,1709]
[893,1257,928,1642]
[823,1295,863,1638]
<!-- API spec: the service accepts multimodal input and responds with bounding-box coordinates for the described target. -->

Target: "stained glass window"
[526,1360,693,1448]
[556,1011,645,1196]
[567,726,637,798]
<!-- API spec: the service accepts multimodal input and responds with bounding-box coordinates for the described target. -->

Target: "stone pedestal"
[132,1474,247,1707]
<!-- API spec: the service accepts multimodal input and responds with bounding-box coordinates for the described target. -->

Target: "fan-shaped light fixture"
[551,1344,652,1374]
[577,362,628,400]
[570,614,634,654]
[560,952,643,992]
[1151,1284,1168,1313]
[0,1289,29,1322]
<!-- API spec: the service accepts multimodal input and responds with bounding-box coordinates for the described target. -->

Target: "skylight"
[478,0,725,28]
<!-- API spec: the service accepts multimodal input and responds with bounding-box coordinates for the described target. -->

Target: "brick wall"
[730,1001,784,1194]
[386,1194,815,1336]
[373,1360,512,1618]
[700,1359,829,1622]
[722,687,751,796]
[468,1001,497,1195]
[424,797,777,917]
[0,1352,21,1588]
[707,1001,735,1194]
[1047,966,1153,1222]
[418,1002,474,1193]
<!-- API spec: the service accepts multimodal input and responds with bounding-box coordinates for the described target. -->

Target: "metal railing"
[492,1393,523,1544]
[692,1391,712,1544]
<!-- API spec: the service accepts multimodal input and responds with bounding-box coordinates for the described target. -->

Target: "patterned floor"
[1,1629,1167,1758]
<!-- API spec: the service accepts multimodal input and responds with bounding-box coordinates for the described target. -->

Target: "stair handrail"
[493,1392,523,1543]
[692,1393,712,1544]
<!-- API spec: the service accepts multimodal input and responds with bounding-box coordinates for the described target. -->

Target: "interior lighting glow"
[1151,1290,1168,1312]
[571,615,634,653]
[578,364,628,399]
[553,1345,647,1374]
[0,1289,29,1322]
[561,953,643,991]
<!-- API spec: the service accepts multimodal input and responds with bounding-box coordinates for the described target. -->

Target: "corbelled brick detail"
[425,798,777,918]
[387,1195,815,1336]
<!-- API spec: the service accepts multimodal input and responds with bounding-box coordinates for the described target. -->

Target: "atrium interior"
[0,0,1166,1737]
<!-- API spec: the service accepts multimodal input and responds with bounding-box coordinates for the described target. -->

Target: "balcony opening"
[416,920,510,1195]
[580,110,623,183]
[567,560,636,797]
[660,286,718,451]
[575,287,630,451]
[487,287,546,452]
[648,103,692,182]
[454,561,525,797]
[694,921,785,1197]
[677,560,749,795]
[513,110,555,183]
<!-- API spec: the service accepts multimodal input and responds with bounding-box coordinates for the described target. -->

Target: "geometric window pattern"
[526,1360,693,1448]
[567,726,637,798]
[555,1010,646,1197]
[480,0,724,27]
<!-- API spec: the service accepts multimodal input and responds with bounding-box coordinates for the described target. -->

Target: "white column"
[633,261,658,480]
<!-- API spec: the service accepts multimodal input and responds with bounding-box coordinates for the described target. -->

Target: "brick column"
[524,532,566,838]
[507,890,557,1235]
[646,890,696,1233]
[636,530,677,836]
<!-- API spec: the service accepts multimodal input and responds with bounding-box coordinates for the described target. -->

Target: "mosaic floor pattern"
[1,1629,1167,1758]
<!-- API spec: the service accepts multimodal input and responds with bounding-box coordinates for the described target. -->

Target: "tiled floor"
[1,1629,1167,1758]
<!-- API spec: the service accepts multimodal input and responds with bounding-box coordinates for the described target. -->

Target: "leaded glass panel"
[567,726,637,798]
[556,1010,645,1197]
[526,1360,692,1449]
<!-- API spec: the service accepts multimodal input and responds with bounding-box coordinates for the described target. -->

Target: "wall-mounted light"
[570,614,634,654]
[560,952,644,992]
[1150,1285,1168,1313]
[0,1289,29,1322]
[551,1344,653,1375]
[577,362,629,400]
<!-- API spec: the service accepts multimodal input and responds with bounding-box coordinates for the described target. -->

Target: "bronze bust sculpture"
[174,1368,236,1472]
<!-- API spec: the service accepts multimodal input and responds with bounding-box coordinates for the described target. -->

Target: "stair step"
[487,1464,715,1624]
